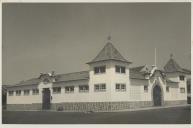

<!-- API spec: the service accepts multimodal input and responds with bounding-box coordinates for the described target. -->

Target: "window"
[144,85,148,92]
[166,86,169,92]
[32,89,39,95]
[53,87,61,94]
[16,90,21,96]
[180,88,185,93]
[79,85,89,92]
[8,91,14,96]
[65,86,74,93]
[115,65,126,73]
[94,84,106,92]
[94,66,106,74]
[24,90,30,96]
[179,75,185,81]
[116,84,126,91]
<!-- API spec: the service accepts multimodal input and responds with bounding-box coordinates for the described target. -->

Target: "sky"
[2,3,191,85]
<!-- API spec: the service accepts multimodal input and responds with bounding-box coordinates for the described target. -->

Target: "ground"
[2,106,191,124]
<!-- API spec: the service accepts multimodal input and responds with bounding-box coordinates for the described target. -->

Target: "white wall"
[7,85,41,104]
[7,66,188,105]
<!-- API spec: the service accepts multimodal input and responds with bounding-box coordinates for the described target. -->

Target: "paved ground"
[2,106,191,124]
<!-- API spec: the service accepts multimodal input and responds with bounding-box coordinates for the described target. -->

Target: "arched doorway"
[153,85,162,106]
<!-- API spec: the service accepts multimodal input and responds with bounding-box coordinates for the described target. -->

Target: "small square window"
[179,75,185,81]
[116,84,126,91]
[116,84,120,89]
[8,91,14,96]
[65,86,74,93]
[94,67,100,74]
[24,90,30,96]
[94,84,106,92]
[115,65,126,74]
[53,87,61,94]
[94,66,106,74]
[32,89,39,95]
[144,85,148,92]
[79,85,89,92]
[116,66,121,73]
[180,88,185,93]
[16,90,21,96]
[166,86,169,92]
[121,67,126,73]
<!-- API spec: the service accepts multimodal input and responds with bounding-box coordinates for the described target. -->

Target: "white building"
[6,39,190,112]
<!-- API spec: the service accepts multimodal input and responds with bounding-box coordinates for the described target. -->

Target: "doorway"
[153,85,162,106]
[42,88,51,109]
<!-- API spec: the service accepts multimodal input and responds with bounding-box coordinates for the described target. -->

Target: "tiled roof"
[166,79,178,83]
[182,68,191,74]
[129,71,146,80]
[130,66,145,72]
[130,65,149,73]
[54,71,89,83]
[129,65,150,80]
[87,42,131,64]
[7,78,41,87]
[163,57,190,74]
[8,71,89,87]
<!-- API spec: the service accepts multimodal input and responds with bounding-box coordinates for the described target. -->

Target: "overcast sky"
[2,3,191,85]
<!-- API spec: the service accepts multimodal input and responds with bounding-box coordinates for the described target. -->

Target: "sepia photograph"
[1,2,191,124]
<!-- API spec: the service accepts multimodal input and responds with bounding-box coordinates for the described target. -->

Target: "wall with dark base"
[7,103,42,111]
[6,100,187,112]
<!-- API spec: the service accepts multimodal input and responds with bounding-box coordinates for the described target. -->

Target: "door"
[42,88,51,109]
[153,85,162,106]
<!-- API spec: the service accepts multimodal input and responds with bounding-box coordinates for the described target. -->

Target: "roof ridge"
[56,70,89,76]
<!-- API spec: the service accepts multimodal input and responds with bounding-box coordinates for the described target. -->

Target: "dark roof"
[7,78,41,88]
[130,71,146,80]
[182,68,191,74]
[166,79,178,83]
[164,57,190,74]
[54,71,89,83]
[130,66,145,72]
[87,42,131,64]
[129,65,150,80]
[8,71,89,88]
[130,65,149,73]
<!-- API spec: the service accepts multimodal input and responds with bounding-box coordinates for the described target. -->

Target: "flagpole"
[155,48,157,67]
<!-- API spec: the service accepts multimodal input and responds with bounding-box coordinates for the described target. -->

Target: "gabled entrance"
[42,88,51,109]
[153,85,162,106]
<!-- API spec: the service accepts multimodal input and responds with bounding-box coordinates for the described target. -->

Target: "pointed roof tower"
[87,36,132,64]
[163,54,190,74]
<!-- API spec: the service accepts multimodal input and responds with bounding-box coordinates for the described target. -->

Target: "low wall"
[51,101,153,112]
[7,103,42,111]
[164,100,187,106]
[6,100,187,112]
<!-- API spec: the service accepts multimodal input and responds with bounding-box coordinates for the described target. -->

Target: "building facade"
[6,40,190,112]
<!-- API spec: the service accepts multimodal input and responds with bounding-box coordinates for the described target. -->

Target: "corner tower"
[164,54,190,101]
[87,37,132,102]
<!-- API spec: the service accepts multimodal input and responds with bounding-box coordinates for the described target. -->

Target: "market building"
[6,39,190,112]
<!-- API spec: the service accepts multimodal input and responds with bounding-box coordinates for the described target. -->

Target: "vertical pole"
[155,48,157,67]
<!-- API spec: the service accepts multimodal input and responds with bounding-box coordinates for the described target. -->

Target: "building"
[6,39,190,112]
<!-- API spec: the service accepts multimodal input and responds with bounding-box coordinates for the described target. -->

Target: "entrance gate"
[42,88,51,109]
[153,85,162,106]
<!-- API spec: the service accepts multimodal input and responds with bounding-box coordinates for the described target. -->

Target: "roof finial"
[107,35,111,41]
[170,53,173,59]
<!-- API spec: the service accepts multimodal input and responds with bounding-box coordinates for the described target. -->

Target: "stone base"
[7,103,42,111]
[6,101,152,112]
[6,100,187,112]
[164,100,187,106]
[51,101,153,112]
